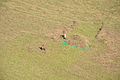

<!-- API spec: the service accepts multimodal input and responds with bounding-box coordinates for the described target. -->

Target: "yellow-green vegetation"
[0,0,120,80]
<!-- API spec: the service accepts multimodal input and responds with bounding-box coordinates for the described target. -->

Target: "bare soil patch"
[66,35,90,48]
[94,27,120,72]
[46,21,77,42]
[46,26,90,49]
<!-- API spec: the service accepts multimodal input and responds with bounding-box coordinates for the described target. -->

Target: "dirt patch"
[45,20,90,49]
[94,27,120,72]
[46,21,77,42]
[66,35,90,48]
[46,26,73,42]
[45,23,90,49]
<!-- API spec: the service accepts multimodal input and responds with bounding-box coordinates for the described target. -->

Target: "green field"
[0,0,120,80]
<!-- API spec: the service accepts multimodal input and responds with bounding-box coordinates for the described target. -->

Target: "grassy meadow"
[0,0,120,80]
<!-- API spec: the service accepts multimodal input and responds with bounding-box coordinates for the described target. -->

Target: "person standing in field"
[63,31,67,39]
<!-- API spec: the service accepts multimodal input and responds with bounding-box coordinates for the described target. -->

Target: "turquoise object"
[71,46,77,48]
[63,41,90,51]
[63,41,69,46]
